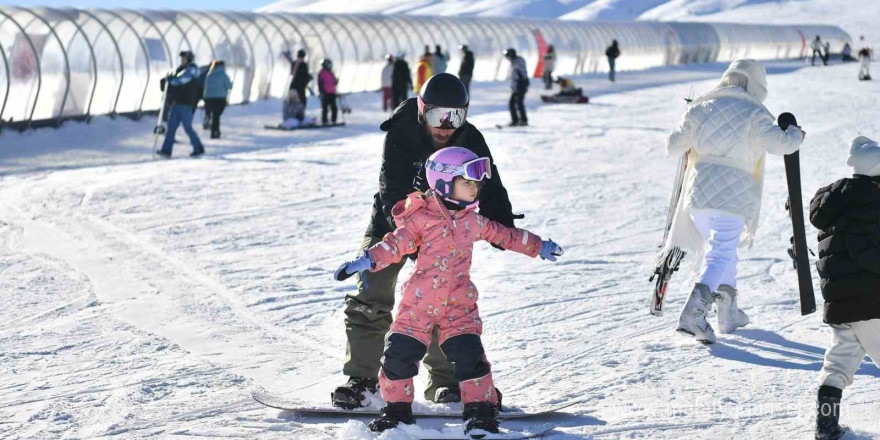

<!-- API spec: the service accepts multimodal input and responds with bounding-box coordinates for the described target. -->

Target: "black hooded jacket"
[809,175,880,324]
[366,98,516,238]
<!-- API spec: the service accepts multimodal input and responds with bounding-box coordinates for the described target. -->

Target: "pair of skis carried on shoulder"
[649,110,815,316]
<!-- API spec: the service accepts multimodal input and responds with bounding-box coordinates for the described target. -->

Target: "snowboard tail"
[778,112,816,316]
[265,122,345,131]
[540,94,589,104]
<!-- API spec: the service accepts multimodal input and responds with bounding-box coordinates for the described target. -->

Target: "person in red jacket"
[317,58,339,125]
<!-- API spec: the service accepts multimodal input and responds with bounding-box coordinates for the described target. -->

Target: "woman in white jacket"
[664,59,805,343]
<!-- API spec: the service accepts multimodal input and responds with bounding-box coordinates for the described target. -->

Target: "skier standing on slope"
[330,73,522,409]
[504,48,529,127]
[663,59,805,343]
[382,54,395,111]
[282,49,313,111]
[605,40,620,82]
[458,44,475,94]
[857,36,872,81]
[542,45,556,89]
[392,52,413,107]
[334,147,563,437]
[317,59,339,125]
[808,136,880,440]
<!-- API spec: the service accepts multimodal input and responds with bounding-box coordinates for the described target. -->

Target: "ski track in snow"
[2,62,880,439]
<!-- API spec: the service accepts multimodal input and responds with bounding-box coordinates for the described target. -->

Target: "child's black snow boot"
[369,402,414,432]
[463,401,500,439]
[815,385,848,440]
[331,376,378,409]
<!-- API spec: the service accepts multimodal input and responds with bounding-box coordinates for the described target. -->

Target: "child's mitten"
[334,251,375,281]
[539,239,564,262]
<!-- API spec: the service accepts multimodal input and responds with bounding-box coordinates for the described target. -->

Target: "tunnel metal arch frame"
[0,8,852,132]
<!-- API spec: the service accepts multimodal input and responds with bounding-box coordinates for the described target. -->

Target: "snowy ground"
[2,60,879,440]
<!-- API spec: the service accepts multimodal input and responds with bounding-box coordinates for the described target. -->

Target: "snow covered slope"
[259,0,879,46]
[2,60,879,439]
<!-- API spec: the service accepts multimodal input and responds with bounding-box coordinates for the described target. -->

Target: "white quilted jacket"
[667,86,803,225]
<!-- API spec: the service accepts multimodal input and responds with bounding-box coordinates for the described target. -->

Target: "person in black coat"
[283,48,313,110]
[458,44,475,93]
[808,136,880,440]
[391,53,412,108]
[605,40,620,82]
[333,75,519,410]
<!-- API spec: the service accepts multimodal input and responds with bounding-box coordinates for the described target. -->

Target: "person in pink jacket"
[317,58,339,125]
[334,146,564,437]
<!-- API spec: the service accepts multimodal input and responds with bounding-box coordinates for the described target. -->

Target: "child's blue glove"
[334,251,375,282]
[539,239,564,262]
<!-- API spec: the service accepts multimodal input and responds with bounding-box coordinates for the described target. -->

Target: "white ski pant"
[819,319,880,390]
[859,57,871,78]
[691,212,744,293]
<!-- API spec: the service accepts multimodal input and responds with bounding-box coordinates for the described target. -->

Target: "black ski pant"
[812,49,827,66]
[321,93,338,124]
[344,235,456,401]
[509,91,527,124]
[382,332,490,380]
[204,98,227,137]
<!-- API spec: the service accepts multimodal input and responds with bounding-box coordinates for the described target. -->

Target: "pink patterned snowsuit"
[366,191,543,405]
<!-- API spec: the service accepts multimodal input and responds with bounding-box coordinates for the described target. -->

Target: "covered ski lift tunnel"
[0,6,850,132]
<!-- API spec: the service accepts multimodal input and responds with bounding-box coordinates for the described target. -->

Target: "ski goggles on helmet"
[426,156,491,181]
[423,106,467,130]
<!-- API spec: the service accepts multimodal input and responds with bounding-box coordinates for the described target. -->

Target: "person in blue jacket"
[203,60,233,139]
[158,51,205,158]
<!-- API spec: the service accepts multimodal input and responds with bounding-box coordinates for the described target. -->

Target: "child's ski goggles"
[426,156,492,181]
[424,106,467,129]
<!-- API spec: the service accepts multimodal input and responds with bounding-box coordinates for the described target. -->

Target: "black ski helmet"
[503,48,517,59]
[296,49,306,58]
[179,50,194,63]
[321,58,332,69]
[418,73,469,109]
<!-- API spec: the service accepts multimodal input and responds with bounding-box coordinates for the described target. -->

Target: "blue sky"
[0,1,267,10]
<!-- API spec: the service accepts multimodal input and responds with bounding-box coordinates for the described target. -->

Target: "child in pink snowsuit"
[335,147,563,437]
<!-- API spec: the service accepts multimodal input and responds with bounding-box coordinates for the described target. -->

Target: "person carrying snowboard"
[334,147,564,437]
[808,136,880,440]
[663,59,805,343]
[157,51,205,158]
[331,73,522,410]
[317,58,339,125]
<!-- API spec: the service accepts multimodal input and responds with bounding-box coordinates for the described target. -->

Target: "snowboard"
[649,150,690,316]
[540,94,589,104]
[778,112,816,316]
[265,122,346,131]
[421,426,555,440]
[251,389,581,420]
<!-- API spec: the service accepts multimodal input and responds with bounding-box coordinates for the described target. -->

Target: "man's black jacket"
[809,175,880,324]
[366,98,516,238]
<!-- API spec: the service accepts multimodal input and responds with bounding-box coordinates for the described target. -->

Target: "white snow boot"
[677,283,717,344]
[713,284,750,334]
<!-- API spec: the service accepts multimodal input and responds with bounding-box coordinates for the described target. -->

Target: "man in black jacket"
[332,73,518,409]
[809,136,880,440]
[283,49,313,111]
[458,44,475,94]
[391,52,412,108]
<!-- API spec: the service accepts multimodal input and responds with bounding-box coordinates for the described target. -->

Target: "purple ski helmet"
[425,146,491,209]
